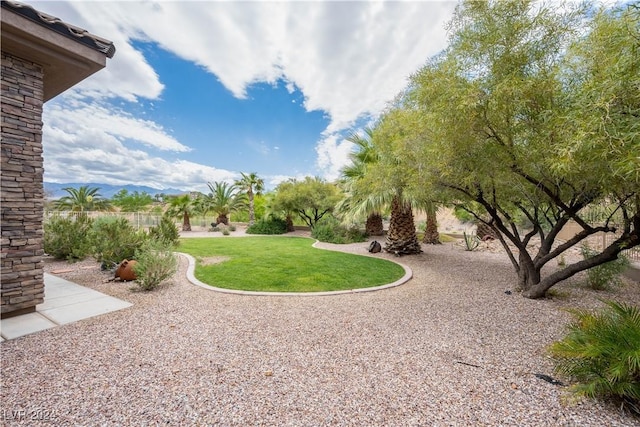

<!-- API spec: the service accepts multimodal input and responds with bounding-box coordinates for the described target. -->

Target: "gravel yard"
[2,233,639,426]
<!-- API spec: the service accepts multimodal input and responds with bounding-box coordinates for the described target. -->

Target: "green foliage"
[463,231,480,251]
[54,185,111,212]
[166,194,195,231]
[111,189,154,212]
[148,213,180,248]
[246,216,289,235]
[311,216,367,244]
[44,215,94,260]
[222,228,230,236]
[453,206,474,223]
[199,181,247,225]
[581,246,630,290]
[271,177,342,228]
[91,217,148,267]
[133,239,177,291]
[549,300,640,413]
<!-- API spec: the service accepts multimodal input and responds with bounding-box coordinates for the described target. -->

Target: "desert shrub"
[222,228,230,236]
[229,225,236,232]
[91,217,148,267]
[133,240,177,291]
[581,246,630,290]
[148,213,180,247]
[311,216,367,244]
[246,216,288,235]
[44,215,93,260]
[549,300,640,414]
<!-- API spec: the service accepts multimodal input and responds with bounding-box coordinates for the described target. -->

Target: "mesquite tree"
[403,0,639,298]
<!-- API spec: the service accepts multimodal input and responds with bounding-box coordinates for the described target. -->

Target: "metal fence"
[43,211,226,231]
[44,210,165,229]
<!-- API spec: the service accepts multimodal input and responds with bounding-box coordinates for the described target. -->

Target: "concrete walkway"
[0,274,132,341]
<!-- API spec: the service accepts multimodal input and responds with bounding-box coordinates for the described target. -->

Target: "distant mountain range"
[44,182,186,200]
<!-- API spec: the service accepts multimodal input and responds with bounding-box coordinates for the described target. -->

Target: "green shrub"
[148,213,180,247]
[91,217,148,267]
[581,246,630,290]
[311,216,367,244]
[133,240,177,291]
[44,215,93,260]
[246,216,288,235]
[229,225,236,232]
[222,228,230,236]
[549,300,640,414]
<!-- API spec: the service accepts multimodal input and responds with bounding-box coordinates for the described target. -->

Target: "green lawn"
[179,236,406,292]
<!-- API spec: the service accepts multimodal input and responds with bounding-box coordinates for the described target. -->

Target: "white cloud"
[315,134,355,182]
[31,1,456,188]
[44,102,190,152]
[42,122,236,192]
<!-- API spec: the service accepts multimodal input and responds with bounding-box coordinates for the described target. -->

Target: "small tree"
[111,189,154,212]
[202,181,247,225]
[271,177,342,229]
[166,194,195,231]
[235,172,264,225]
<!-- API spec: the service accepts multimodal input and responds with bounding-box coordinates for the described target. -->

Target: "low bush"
[581,246,630,290]
[549,300,640,414]
[311,216,367,244]
[246,216,288,235]
[44,215,93,261]
[133,239,178,291]
[148,213,180,248]
[91,217,147,267]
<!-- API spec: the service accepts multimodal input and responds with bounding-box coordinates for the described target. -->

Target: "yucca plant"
[463,231,480,251]
[549,300,640,414]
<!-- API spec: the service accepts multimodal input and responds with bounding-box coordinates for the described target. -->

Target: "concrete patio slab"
[0,273,132,341]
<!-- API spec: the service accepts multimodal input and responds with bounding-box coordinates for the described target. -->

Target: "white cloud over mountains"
[33,0,456,190]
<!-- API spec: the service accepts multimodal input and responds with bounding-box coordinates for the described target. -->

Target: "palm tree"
[386,193,422,255]
[54,186,111,212]
[337,128,384,236]
[235,172,264,225]
[203,181,247,225]
[422,202,441,245]
[166,194,194,231]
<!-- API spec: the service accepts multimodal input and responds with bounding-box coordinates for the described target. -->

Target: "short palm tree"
[235,172,264,225]
[166,194,194,231]
[54,186,111,212]
[203,181,247,225]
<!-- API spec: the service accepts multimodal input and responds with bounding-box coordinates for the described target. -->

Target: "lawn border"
[177,240,412,296]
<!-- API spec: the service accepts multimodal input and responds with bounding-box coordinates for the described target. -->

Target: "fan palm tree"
[203,181,247,225]
[337,127,384,236]
[166,194,194,231]
[235,172,264,225]
[422,202,441,245]
[54,186,111,212]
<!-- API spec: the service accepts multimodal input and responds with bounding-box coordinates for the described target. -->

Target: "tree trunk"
[366,212,384,236]
[384,196,422,255]
[285,215,295,232]
[216,214,229,225]
[248,191,255,225]
[182,212,191,232]
[423,208,440,244]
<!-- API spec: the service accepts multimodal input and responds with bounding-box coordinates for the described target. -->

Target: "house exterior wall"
[1,51,45,318]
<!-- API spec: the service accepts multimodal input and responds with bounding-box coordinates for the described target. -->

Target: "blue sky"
[33,1,458,192]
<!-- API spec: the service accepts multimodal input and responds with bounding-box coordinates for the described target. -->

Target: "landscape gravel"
[2,230,640,426]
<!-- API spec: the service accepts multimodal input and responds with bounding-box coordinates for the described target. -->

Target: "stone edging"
[177,242,412,296]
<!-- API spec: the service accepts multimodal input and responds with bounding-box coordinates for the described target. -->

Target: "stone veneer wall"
[1,52,45,318]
